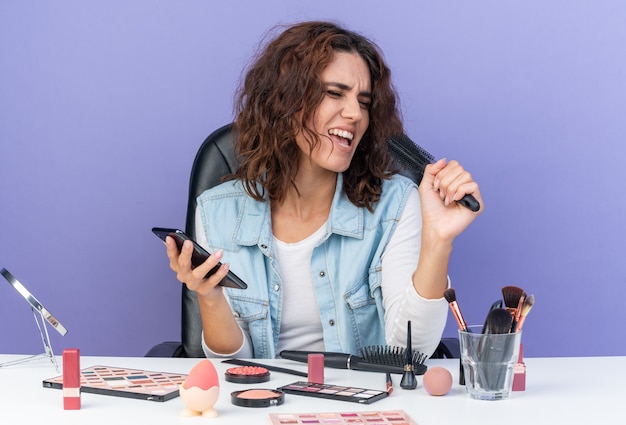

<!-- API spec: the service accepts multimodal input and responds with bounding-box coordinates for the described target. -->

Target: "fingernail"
[214,249,224,259]
[433,179,440,191]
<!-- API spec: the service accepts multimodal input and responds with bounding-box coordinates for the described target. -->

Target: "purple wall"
[1,1,625,358]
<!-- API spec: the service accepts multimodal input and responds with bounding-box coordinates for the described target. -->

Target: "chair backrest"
[181,123,238,357]
[179,123,457,358]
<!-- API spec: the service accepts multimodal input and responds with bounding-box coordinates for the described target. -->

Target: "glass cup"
[458,326,522,400]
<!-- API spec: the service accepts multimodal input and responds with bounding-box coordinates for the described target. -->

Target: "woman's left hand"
[418,158,484,241]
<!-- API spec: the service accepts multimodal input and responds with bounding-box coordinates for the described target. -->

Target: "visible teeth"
[329,128,354,140]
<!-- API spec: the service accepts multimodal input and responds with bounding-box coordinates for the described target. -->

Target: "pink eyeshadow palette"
[42,365,187,402]
[269,410,418,425]
[278,381,388,404]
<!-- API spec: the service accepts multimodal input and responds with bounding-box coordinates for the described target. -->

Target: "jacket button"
[261,244,268,249]
[319,271,326,277]
[329,319,335,326]
[273,284,280,291]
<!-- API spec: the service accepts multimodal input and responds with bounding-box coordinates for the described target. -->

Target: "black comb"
[387,133,480,212]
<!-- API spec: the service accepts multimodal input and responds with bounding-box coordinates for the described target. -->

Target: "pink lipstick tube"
[63,348,81,410]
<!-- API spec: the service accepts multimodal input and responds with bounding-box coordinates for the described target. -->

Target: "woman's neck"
[271,170,337,243]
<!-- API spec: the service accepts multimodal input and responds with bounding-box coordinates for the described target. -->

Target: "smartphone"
[152,227,247,289]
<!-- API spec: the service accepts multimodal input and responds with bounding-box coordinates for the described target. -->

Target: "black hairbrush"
[360,345,428,376]
[279,346,427,375]
[387,133,480,212]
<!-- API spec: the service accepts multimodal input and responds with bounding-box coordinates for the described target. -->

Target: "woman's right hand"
[165,236,230,299]
[166,236,245,354]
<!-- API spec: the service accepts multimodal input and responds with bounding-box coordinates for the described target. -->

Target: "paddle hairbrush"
[387,134,480,212]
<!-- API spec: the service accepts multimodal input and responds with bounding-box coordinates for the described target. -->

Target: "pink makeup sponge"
[423,366,453,396]
[183,359,219,390]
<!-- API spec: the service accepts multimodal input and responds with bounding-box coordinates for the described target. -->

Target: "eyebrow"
[325,82,372,99]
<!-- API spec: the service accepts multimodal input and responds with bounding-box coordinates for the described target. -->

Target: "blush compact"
[230,388,284,408]
[225,366,270,384]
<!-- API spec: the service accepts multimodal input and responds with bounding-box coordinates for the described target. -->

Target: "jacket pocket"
[226,294,270,357]
[343,279,384,351]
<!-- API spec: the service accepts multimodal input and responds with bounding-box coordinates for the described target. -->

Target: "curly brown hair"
[233,21,404,211]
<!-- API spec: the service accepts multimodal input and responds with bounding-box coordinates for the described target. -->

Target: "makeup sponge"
[422,366,453,396]
[183,359,219,390]
[180,360,220,418]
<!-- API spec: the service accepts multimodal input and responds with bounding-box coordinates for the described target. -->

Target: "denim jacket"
[197,173,416,358]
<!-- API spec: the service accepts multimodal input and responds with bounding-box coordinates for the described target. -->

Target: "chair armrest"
[430,337,461,359]
[144,341,185,357]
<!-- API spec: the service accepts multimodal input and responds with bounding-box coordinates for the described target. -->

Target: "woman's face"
[296,51,371,174]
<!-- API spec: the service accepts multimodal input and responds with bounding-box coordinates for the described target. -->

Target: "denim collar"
[231,173,364,249]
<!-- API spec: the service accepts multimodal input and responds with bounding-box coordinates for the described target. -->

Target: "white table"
[0,354,622,424]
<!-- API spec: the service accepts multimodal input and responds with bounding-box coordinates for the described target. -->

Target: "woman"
[165,21,483,359]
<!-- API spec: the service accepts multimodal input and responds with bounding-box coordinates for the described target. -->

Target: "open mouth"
[328,128,354,147]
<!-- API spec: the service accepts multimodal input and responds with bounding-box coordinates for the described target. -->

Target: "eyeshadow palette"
[277,381,388,404]
[43,365,187,402]
[269,410,418,425]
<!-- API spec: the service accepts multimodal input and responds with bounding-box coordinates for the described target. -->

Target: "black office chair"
[146,123,238,358]
[145,123,459,359]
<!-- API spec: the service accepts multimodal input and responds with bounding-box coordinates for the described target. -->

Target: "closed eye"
[324,81,371,112]
[325,88,371,110]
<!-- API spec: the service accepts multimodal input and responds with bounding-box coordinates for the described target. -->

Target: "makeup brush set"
[444,286,535,394]
[443,286,534,336]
